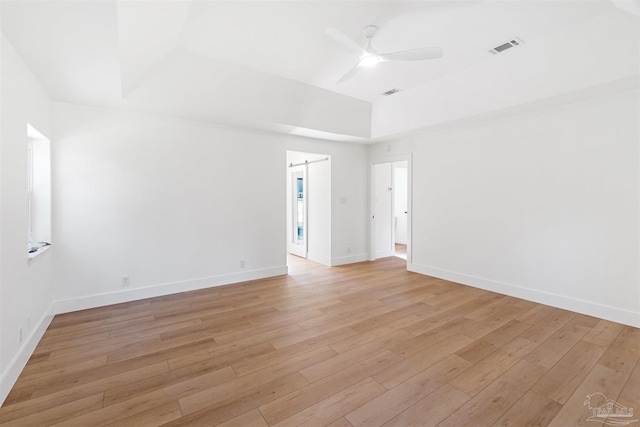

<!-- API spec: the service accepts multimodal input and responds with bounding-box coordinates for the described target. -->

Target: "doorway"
[286,151,331,266]
[288,166,307,258]
[371,157,411,263]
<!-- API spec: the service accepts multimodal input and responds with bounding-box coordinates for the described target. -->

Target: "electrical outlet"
[121,276,130,287]
[239,260,245,268]
[347,247,352,254]
[19,328,23,343]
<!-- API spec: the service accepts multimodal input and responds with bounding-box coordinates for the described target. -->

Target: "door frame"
[370,153,412,265]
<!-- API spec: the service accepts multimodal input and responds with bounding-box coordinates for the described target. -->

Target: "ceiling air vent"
[488,37,524,55]
[381,88,401,96]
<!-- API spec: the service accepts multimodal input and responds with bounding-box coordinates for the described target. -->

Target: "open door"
[288,166,307,258]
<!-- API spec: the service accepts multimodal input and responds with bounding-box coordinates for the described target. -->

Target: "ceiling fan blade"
[379,46,443,62]
[325,27,364,54]
[337,62,361,84]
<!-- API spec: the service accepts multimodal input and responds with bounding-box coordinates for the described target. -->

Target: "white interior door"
[288,167,307,258]
[374,162,394,258]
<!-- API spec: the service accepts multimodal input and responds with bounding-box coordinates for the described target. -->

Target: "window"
[27,123,51,258]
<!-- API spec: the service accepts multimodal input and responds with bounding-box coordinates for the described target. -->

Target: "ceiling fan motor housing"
[362,25,379,39]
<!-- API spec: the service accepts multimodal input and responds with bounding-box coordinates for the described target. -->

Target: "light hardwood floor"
[394,244,407,260]
[1,256,638,426]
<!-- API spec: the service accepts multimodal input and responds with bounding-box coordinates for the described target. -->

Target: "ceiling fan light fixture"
[359,54,381,67]
[326,24,442,83]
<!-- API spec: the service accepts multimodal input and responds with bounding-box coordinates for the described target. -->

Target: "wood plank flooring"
[1,256,638,426]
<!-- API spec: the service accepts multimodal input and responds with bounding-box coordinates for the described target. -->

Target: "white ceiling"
[1,0,638,141]
[179,0,613,99]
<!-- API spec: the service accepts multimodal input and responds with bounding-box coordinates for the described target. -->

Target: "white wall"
[51,103,369,311]
[0,34,55,405]
[371,87,640,327]
[330,144,370,266]
[52,103,284,307]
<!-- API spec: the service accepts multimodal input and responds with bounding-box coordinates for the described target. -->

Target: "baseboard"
[331,253,369,266]
[54,265,288,315]
[306,252,331,267]
[0,302,55,407]
[408,262,640,328]
[375,251,395,259]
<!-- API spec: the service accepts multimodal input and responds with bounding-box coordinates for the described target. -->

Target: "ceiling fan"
[325,25,443,83]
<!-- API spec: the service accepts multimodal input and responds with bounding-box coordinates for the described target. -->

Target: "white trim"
[375,250,395,259]
[408,262,640,328]
[0,303,55,407]
[54,266,288,315]
[370,152,414,165]
[331,253,369,266]
[306,252,331,267]
[28,244,51,262]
